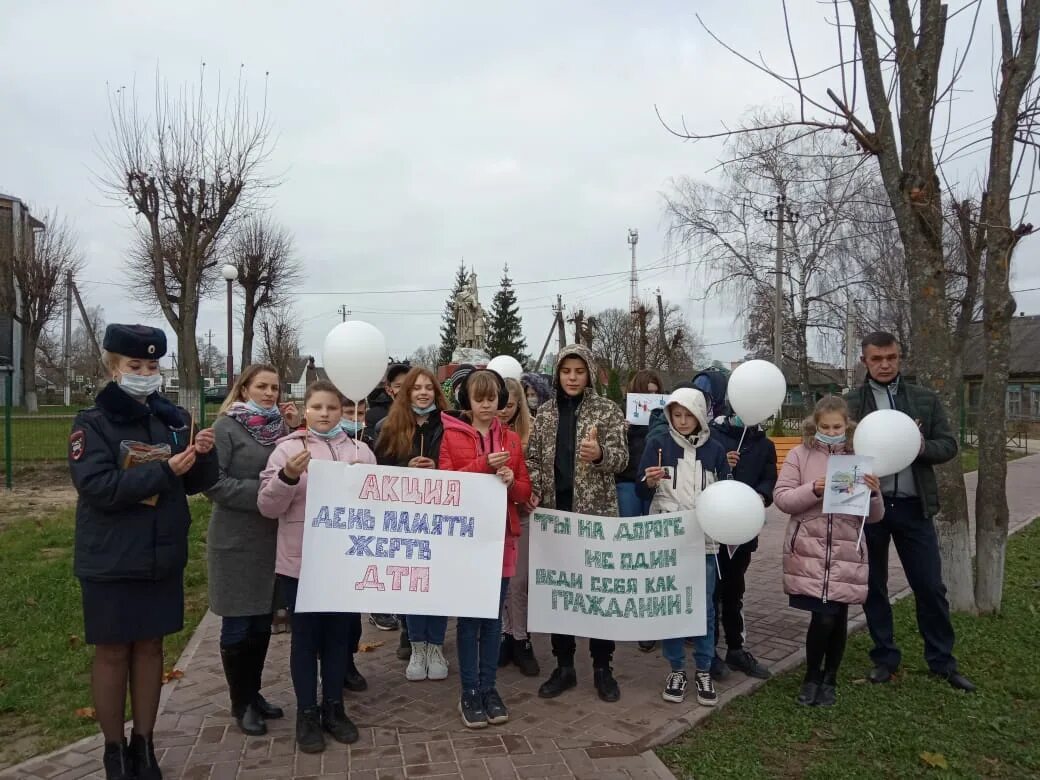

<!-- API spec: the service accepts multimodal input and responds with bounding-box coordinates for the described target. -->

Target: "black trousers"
[714,544,752,652]
[863,497,957,674]
[550,634,615,668]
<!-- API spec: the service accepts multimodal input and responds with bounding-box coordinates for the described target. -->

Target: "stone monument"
[452,271,491,364]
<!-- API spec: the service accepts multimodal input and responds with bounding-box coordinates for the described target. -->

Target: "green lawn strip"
[657,520,1040,779]
[959,447,1028,474]
[0,499,211,769]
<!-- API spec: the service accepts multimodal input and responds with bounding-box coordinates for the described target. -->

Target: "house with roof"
[963,314,1040,432]
[0,193,45,406]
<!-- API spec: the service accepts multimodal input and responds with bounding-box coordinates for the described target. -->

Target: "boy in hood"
[525,345,628,702]
[638,388,730,707]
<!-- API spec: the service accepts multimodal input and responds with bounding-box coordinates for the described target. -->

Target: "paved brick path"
[5,455,1039,780]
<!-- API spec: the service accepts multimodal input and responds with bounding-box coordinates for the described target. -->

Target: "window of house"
[1006,385,1022,418]
[1030,386,1040,419]
[967,382,982,409]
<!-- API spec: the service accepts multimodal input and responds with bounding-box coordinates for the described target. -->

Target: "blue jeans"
[219,613,271,647]
[457,578,510,692]
[662,555,717,672]
[279,575,353,709]
[407,614,448,645]
[616,482,650,517]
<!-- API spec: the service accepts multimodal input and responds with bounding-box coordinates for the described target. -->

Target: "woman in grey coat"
[206,364,301,736]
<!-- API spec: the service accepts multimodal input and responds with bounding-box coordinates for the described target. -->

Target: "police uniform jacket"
[70,382,219,582]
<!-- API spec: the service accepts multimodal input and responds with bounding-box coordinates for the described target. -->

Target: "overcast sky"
[2,1,1037,372]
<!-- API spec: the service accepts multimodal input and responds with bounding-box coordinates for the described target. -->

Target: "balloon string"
[714,552,722,580]
[736,426,748,452]
[353,407,359,461]
[856,503,870,552]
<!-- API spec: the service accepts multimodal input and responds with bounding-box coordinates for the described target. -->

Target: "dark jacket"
[617,422,650,484]
[365,388,394,430]
[70,382,218,582]
[709,419,777,552]
[375,411,445,467]
[846,377,958,519]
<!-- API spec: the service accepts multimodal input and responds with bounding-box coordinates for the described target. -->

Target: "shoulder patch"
[70,430,86,461]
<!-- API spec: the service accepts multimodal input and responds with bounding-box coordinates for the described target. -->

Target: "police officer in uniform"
[70,325,218,780]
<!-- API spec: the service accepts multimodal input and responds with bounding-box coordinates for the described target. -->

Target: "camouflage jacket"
[525,345,627,517]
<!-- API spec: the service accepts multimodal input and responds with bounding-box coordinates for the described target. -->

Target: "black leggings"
[804,605,849,684]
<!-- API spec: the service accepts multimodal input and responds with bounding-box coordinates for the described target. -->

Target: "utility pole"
[655,288,668,370]
[570,309,585,345]
[338,304,351,322]
[206,329,214,380]
[628,229,639,315]
[555,294,567,352]
[535,301,559,372]
[63,270,72,405]
[763,195,798,368]
[70,281,103,377]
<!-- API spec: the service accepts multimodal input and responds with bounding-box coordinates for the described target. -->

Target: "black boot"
[321,700,360,744]
[816,671,837,707]
[129,731,162,780]
[102,739,134,780]
[537,665,577,698]
[296,706,325,754]
[397,619,412,660]
[513,639,541,677]
[344,653,368,692]
[593,666,621,703]
[248,633,283,719]
[219,642,267,736]
[498,634,514,668]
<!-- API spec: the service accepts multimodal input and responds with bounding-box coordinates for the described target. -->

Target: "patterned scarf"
[225,401,287,446]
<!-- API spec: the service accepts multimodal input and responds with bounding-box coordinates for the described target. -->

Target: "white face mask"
[119,372,163,398]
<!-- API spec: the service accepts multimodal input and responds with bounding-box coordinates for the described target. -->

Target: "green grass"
[959,447,1027,474]
[657,520,1040,780]
[0,416,75,463]
[0,499,212,769]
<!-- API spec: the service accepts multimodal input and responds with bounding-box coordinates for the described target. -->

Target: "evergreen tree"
[486,264,528,364]
[438,261,470,365]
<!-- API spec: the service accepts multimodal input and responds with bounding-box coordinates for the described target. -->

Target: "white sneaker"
[426,643,449,680]
[406,642,429,681]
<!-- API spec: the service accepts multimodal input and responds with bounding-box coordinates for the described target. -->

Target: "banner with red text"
[295,461,507,617]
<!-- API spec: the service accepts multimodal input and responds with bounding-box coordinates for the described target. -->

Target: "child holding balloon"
[638,388,730,707]
[773,396,884,708]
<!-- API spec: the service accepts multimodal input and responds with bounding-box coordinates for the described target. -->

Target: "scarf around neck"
[225,401,287,446]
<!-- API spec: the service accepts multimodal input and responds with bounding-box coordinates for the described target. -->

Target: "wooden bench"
[769,436,803,471]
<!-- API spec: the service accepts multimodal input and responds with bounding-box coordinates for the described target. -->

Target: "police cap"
[102,324,167,360]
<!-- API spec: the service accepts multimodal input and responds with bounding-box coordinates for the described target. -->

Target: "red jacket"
[439,412,531,577]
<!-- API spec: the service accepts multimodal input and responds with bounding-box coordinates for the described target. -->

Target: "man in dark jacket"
[848,332,974,692]
[365,362,410,430]
[709,413,776,681]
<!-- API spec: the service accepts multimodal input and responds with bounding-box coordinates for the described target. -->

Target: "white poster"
[527,508,706,641]
[296,461,507,618]
[822,455,875,516]
[625,393,668,425]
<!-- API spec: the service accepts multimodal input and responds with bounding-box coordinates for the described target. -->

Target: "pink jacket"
[773,433,884,606]
[258,429,377,579]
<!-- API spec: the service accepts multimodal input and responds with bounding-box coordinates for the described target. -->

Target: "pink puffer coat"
[773,429,884,606]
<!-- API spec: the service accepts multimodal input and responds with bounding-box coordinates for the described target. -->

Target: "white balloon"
[697,480,766,546]
[727,359,787,426]
[322,321,389,403]
[853,409,920,477]
[486,355,524,381]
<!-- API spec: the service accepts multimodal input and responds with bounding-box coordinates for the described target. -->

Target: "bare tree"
[409,344,440,370]
[99,68,275,415]
[591,303,705,375]
[662,1,1040,613]
[196,336,225,381]
[258,303,301,386]
[230,215,301,368]
[11,210,83,412]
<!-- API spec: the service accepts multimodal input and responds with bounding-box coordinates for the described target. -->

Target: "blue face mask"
[815,431,847,446]
[246,399,280,418]
[412,404,437,416]
[731,415,744,428]
[308,426,341,440]
[340,419,364,435]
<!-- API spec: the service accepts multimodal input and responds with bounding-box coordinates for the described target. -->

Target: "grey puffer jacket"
[204,414,280,617]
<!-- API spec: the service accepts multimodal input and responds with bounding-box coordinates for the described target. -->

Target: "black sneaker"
[103,739,134,780]
[694,670,717,706]
[638,641,657,653]
[253,693,284,719]
[296,706,325,753]
[593,667,621,703]
[815,683,837,707]
[320,700,359,744]
[129,732,162,780]
[459,688,489,729]
[482,688,510,724]
[344,656,368,692]
[513,640,541,677]
[662,670,688,703]
[796,680,819,706]
[710,654,731,681]
[498,634,514,668]
[726,648,771,680]
[369,613,399,631]
[537,666,577,698]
